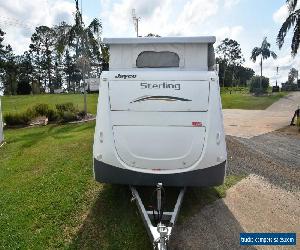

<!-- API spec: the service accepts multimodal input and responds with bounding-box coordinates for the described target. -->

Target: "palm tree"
[277,0,300,56]
[250,37,277,90]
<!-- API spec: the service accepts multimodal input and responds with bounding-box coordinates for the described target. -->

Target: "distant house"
[86,78,100,92]
[0,98,3,143]
[54,88,65,94]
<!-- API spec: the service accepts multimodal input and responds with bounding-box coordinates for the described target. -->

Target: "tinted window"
[136,51,180,68]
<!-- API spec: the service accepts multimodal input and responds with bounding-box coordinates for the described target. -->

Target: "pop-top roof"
[103,36,216,45]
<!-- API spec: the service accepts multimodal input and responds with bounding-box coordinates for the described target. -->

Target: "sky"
[0,0,299,85]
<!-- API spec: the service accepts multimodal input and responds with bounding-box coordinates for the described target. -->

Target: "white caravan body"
[93,37,227,187]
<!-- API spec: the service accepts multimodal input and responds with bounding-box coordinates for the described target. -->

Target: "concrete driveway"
[223,92,300,138]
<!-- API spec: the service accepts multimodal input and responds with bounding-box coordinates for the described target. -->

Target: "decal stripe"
[131,95,192,103]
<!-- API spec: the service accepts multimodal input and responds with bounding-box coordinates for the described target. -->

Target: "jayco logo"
[115,74,137,79]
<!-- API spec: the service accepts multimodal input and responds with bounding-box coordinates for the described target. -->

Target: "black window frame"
[136,51,180,68]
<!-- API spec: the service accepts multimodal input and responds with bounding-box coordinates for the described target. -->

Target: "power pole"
[132,9,141,37]
[77,0,90,116]
[276,66,279,87]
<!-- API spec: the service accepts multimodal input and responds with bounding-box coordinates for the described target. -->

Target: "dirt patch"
[277,125,300,136]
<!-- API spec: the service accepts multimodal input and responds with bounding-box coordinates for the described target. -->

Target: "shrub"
[32,103,51,117]
[55,103,78,123]
[249,76,269,94]
[56,103,76,113]
[281,82,298,91]
[4,102,80,127]
[60,111,78,123]
[77,110,86,118]
[4,109,34,126]
[47,109,59,122]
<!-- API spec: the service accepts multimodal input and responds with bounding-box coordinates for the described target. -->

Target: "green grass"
[0,122,243,249]
[0,89,288,118]
[221,92,287,110]
[1,94,98,115]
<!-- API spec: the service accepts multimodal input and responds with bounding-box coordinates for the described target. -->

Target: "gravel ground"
[170,129,300,249]
[170,175,300,250]
[227,131,300,191]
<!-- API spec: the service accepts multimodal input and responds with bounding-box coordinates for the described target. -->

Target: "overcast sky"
[0,0,298,85]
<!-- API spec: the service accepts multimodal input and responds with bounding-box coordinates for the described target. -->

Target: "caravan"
[93,36,227,187]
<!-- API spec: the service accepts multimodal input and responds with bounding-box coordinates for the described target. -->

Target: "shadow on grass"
[69,176,245,250]
[69,184,150,250]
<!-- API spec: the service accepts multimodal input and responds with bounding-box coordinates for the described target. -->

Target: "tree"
[277,0,300,56]
[29,26,56,93]
[2,45,18,95]
[63,50,74,92]
[0,28,7,92]
[17,51,33,95]
[0,28,6,69]
[235,66,255,86]
[288,67,298,83]
[56,0,102,113]
[216,38,244,87]
[249,76,270,94]
[250,37,277,91]
[56,1,102,62]
[100,43,109,71]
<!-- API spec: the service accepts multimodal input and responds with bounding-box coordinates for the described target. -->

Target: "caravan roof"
[104,36,216,71]
[103,36,216,45]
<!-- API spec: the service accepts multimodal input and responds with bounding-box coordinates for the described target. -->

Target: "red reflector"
[192,122,202,127]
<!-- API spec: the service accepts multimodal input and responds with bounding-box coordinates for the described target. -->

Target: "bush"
[56,102,76,113]
[55,103,78,123]
[281,82,298,91]
[47,109,59,122]
[32,103,51,117]
[249,76,269,94]
[60,111,78,123]
[30,103,60,122]
[4,102,80,127]
[4,109,34,126]
[77,110,86,118]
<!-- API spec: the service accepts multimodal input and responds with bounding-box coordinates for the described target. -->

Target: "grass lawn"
[221,92,287,110]
[1,94,98,115]
[0,90,288,117]
[0,122,243,249]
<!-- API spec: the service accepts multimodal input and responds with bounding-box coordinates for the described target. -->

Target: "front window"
[136,51,180,68]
